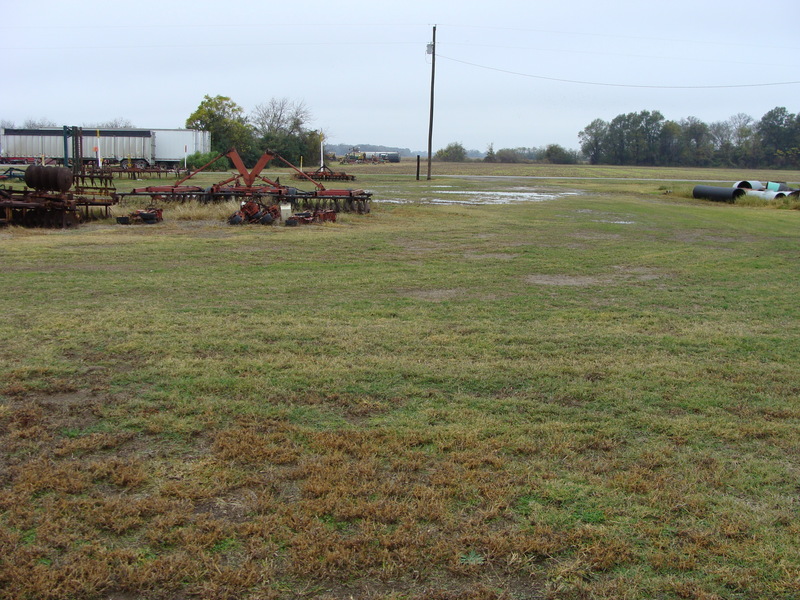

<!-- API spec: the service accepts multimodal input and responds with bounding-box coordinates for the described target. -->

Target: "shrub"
[185,151,231,172]
[435,142,467,162]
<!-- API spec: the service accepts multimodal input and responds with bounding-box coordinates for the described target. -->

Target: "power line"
[4,40,419,52]
[442,42,796,70]
[436,23,800,53]
[437,54,800,90]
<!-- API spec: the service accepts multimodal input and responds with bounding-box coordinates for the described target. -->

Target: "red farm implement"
[119,149,371,214]
[292,164,356,182]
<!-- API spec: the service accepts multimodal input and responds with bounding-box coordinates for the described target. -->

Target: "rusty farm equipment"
[0,165,118,228]
[292,164,356,182]
[118,148,372,215]
[228,200,282,225]
[226,197,338,227]
[285,209,337,226]
[0,167,26,182]
[116,207,163,225]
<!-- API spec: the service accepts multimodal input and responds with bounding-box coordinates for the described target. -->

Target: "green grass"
[1,164,799,599]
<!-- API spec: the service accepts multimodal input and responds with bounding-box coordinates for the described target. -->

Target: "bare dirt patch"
[400,288,466,301]
[464,251,517,260]
[670,230,760,245]
[525,275,610,286]
[525,267,668,287]
[610,265,667,281]
[568,232,623,241]
[394,238,453,255]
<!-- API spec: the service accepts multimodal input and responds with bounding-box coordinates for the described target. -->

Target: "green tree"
[543,144,578,164]
[494,148,532,163]
[640,110,665,165]
[435,142,467,162]
[679,116,713,166]
[576,108,800,168]
[580,111,663,166]
[605,113,632,164]
[484,143,496,163]
[758,106,798,166]
[604,110,664,165]
[658,120,682,165]
[186,95,254,157]
[579,118,608,164]
[261,129,323,167]
[185,151,231,171]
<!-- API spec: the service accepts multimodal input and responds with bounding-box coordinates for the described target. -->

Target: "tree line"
[9,103,799,169]
[579,106,800,168]
[435,142,580,164]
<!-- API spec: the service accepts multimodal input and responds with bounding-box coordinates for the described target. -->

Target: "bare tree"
[23,118,58,128]
[83,118,135,128]
[250,98,311,137]
[0,119,15,128]
[728,113,754,147]
[708,120,733,150]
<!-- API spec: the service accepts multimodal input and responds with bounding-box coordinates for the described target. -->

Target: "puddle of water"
[378,190,582,205]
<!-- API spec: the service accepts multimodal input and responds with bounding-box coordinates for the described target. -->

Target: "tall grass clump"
[736,193,800,210]
[166,200,242,221]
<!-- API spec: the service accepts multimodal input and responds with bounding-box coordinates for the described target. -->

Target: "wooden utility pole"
[426,25,436,181]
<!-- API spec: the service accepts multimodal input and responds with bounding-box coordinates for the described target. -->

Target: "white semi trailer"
[0,127,211,168]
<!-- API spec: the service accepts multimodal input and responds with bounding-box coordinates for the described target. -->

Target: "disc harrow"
[1,165,117,228]
[292,164,356,182]
[118,149,371,213]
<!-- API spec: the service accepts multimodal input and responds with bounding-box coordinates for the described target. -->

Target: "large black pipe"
[693,185,745,202]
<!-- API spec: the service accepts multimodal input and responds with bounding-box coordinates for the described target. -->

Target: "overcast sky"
[3,0,798,153]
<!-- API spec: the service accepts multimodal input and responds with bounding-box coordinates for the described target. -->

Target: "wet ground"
[376,186,583,205]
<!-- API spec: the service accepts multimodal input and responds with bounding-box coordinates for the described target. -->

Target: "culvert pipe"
[744,189,781,201]
[733,180,763,190]
[766,181,792,192]
[693,185,745,202]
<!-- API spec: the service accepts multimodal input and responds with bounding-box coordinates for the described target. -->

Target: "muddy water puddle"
[378,188,583,205]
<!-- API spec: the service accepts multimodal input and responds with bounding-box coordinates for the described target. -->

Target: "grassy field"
[1,163,799,599]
